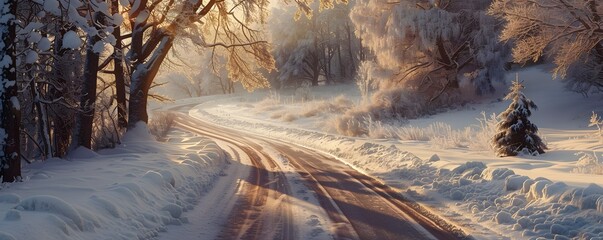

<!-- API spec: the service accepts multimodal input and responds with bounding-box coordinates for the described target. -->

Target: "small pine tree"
[492,77,546,157]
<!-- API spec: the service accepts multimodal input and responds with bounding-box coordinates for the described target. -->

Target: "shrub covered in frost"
[589,112,603,141]
[329,87,425,137]
[149,112,176,140]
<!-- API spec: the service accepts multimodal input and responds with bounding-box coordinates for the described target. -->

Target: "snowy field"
[192,66,603,239]
[0,124,227,240]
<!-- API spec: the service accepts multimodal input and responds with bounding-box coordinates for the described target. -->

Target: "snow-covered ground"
[192,66,603,239]
[0,123,227,240]
[2,65,601,240]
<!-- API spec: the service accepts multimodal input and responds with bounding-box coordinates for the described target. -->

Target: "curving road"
[172,111,467,240]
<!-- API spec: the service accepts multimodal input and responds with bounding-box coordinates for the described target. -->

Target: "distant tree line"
[0,0,601,180]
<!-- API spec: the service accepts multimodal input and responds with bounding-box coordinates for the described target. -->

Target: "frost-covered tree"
[356,60,377,102]
[168,51,229,97]
[329,0,509,137]
[492,78,546,157]
[123,0,276,129]
[270,1,361,87]
[489,0,603,95]
[270,5,319,87]
[351,0,508,102]
[0,0,21,182]
[2,0,345,162]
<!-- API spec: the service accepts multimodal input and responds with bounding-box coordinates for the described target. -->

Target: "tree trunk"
[311,61,320,86]
[112,0,127,129]
[346,24,357,75]
[50,27,73,157]
[73,13,102,149]
[128,35,175,129]
[311,40,320,87]
[31,76,51,158]
[228,81,234,94]
[337,29,345,79]
[126,0,217,130]
[1,1,21,182]
[325,45,332,84]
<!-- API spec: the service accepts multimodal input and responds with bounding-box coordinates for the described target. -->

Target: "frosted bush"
[294,81,312,101]
[366,120,401,139]
[399,115,494,150]
[408,122,468,149]
[326,110,371,137]
[328,87,425,137]
[255,91,282,111]
[469,112,499,150]
[356,61,377,103]
[281,113,298,122]
[300,95,353,118]
[270,112,283,119]
[149,112,176,140]
[331,112,498,151]
[364,116,417,139]
[394,125,430,141]
[361,112,497,151]
[572,152,603,175]
[589,112,602,141]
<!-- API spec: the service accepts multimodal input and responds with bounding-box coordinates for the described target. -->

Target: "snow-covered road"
[176,114,296,240]
[168,109,466,239]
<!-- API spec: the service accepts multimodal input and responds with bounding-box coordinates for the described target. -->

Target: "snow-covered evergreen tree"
[492,78,546,157]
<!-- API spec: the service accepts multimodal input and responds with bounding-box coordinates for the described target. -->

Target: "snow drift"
[0,123,227,240]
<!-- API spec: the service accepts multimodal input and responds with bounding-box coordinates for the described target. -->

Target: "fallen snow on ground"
[193,66,603,239]
[0,123,227,240]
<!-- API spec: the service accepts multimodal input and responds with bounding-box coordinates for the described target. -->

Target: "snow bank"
[0,123,227,240]
[421,162,603,239]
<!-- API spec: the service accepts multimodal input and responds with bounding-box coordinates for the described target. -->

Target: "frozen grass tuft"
[326,110,371,137]
[331,111,498,151]
[398,112,497,150]
[572,151,603,175]
[270,112,283,119]
[327,87,428,137]
[281,113,298,122]
[366,120,404,139]
[255,91,282,111]
[149,112,176,141]
[468,112,499,150]
[589,111,603,142]
[300,95,353,118]
[294,81,312,101]
[259,95,355,123]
